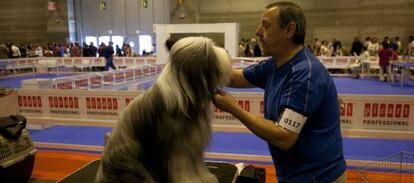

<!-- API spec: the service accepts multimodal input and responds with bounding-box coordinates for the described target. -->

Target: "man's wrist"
[228,104,244,118]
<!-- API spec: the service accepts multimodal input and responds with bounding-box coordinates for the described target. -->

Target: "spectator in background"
[65,44,70,57]
[243,39,253,57]
[98,43,106,57]
[53,43,60,57]
[364,37,371,48]
[251,38,262,57]
[368,37,380,56]
[59,44,65,57]
[89,42,97,57]
[378,43,393,82]
[34,44,43,57]
[70,43,80,57]
[389,37,398,52]
[115,45,122,56]
[350,46,369,79]
[407,36,414,58]
[238,38,246,56]
[6,43,12,58]
[381,36,390,46]
[103,41,115,70]
[27,43,34,57]
[312,38,321,56]
[43,46,53,57]
[124,44,132,57]
[390,46,399,62]
[11,43,21,58]
[320,40,330,56]
[0,43,8,59]
[395,36,402,54]
[332,39,343,56]
[122,43,128,56]
[389,46,400,82]
[350,36,363,56]
[82,42,90,57]
[19,44,28,57]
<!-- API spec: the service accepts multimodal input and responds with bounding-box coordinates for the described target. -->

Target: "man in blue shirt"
[213,2,346,182]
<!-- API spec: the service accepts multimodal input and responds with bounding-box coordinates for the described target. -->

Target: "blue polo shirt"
[243,48,346,182]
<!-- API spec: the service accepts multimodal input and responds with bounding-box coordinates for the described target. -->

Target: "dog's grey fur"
[95,37,232,183]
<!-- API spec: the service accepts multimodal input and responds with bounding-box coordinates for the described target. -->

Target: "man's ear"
[285,21,297,39]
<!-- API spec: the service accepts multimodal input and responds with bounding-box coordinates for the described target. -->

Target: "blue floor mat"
[28,126,414,162]
[0,73,78,88]
[2,73,414,95]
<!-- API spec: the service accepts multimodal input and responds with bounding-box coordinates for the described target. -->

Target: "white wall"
[74,0,169,53]
[154,23,240,63]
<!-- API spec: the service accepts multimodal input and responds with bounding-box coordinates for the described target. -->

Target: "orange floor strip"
[30,150,413,182]
[31,150,101,181]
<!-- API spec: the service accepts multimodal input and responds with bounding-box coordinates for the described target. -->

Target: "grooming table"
[57,160,238,183]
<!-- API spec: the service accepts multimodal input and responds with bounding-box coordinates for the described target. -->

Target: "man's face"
[256,8,285,57]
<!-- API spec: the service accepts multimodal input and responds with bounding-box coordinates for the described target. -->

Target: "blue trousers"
[105,57,116,70]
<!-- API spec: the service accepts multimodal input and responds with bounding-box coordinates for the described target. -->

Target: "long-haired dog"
[95,37,232,183]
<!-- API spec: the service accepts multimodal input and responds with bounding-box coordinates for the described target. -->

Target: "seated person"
[350,46,369,79]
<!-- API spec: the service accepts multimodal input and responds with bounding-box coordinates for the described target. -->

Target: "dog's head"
[157,37,232,113]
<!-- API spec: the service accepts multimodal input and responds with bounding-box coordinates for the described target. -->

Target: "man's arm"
[228,69,256,88]
[214,91,298,151]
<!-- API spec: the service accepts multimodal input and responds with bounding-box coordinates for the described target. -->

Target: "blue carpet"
[0,73,78,88]
[225,77,414,95]
[343,138,414,161]
[28,126,414,162]
[1,73,413,95]
[29,126,111,147]
[333,77,414,95]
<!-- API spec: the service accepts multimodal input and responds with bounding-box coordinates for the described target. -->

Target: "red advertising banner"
[86,97,91,109]
[372,103,378,117]
[37,96,42,107]
[18,96,22,107]
[379,103,386,117]
[395,104,402,118]
[346,103,353,116]
[74,97,79,108]
[245,100,250,112]
[387,104,394,118]
[260,101,264,114]
[69,97,74,108]
[403,104,410,118]
[54,96,58,108]
[102,98,107,109]
[113,98,118,110]
[97,98,101,109]
[92,97,96,109]
[108,98,112,109]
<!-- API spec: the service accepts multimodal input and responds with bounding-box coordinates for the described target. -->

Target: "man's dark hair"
[266,1,306,44]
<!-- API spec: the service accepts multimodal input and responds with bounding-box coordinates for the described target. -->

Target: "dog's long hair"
[96,37,232,183]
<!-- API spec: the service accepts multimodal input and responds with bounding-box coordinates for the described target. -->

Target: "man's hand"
[213,90,239,114]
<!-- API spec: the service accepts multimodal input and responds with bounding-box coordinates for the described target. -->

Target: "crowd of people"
[2,35,414,61]
[238,34,414,59]
[0,41,136,59]
[238,38,263,57]
[310,35,414,58]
